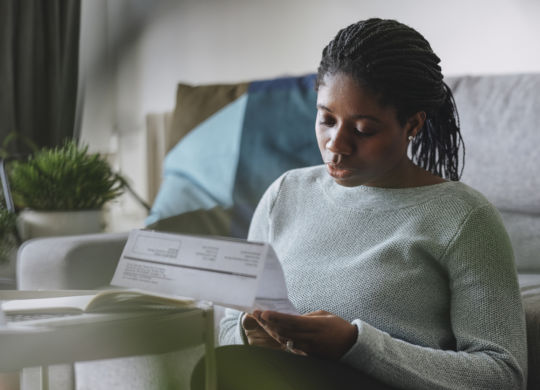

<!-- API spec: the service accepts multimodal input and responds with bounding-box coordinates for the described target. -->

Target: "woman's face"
[315,72,420,188]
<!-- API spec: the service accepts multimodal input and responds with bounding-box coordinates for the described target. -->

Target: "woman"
[194,18,527,389]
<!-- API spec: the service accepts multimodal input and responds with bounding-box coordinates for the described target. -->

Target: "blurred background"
[0,3,539,387]
[4,0,540,231]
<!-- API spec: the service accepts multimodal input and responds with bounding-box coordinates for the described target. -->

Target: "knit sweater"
[219,165,527,389]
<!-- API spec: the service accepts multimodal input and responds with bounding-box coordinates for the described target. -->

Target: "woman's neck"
[364,159,447,189]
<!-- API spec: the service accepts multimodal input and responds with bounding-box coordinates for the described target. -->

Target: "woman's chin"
[334,177,363,187]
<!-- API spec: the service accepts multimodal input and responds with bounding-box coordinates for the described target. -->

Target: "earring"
[408,135,414,141]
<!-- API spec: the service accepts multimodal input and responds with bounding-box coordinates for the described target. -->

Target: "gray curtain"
[0,0,81,156]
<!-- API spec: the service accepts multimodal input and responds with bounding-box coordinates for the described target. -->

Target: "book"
[1,289,196,315]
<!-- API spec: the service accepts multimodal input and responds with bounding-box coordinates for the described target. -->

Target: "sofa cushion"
[147,75,321,238]
[445,74,540,214]
[500,211,540,272]
[168,82,248,152]
[147,206,232,237]
[230,75,320,236]
[145,93,247,226]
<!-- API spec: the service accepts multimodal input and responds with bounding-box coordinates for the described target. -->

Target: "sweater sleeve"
[218,173,287,346]
[341,204,527,390]
[218,308,247,346]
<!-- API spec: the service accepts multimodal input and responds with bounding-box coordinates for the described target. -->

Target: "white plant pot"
[17,209,105,241]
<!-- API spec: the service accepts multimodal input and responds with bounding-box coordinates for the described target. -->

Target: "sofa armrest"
[519,273,540,390]
[17,232,129,290]
[523,293,540,389]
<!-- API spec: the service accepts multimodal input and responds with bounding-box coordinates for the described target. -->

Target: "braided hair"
[316,18,464,181]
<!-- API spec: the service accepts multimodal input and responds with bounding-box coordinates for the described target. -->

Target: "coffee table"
[0,290,216,390]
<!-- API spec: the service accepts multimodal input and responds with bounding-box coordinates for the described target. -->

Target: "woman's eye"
[319,118,335,127]
[356,128,375,137]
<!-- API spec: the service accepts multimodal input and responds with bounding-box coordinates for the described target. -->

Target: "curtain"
[0,0,81,156]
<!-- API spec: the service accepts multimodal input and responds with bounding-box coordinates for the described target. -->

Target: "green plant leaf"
[8,140,126,210]
[0,207,17,263]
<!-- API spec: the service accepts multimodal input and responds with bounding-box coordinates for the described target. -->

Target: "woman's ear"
[406,111,427,138]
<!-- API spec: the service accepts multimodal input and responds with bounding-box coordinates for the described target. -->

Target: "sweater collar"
[317,166,458,211]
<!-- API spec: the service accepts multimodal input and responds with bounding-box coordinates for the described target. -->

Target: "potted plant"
[7,140,126,240]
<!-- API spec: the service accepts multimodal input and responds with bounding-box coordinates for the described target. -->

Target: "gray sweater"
[219,165,527,389]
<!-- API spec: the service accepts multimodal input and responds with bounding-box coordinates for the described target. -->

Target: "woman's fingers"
[257,311,316,332]
[255,311,320,338]
[304,310,330,316]
[246,332,281,348]
[243,312,283,349]
[242,313,260,331]
[251,310,358,360]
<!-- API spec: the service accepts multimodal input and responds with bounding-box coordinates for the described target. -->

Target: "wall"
[78,0,540,230]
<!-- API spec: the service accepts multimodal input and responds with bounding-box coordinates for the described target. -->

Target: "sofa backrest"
[446,74,540,273]
[147,73,540,272]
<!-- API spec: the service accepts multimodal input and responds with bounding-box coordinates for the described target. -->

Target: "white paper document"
[111,230,298,314]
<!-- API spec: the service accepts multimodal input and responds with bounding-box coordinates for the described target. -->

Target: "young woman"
[195,18,527,390]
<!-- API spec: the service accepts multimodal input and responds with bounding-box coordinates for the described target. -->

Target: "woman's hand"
[252,310,358,360]
[242,313,283,350]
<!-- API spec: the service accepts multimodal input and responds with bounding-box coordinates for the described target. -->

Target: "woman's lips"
[326,163,355,179]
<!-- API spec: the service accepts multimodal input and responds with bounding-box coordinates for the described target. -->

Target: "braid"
[317,18,465,180]
[410,83,464,180]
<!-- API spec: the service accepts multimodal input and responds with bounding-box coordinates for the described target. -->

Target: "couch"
[16,73,540,389]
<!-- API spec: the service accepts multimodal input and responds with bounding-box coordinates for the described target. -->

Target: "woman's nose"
[326,126,352,155]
